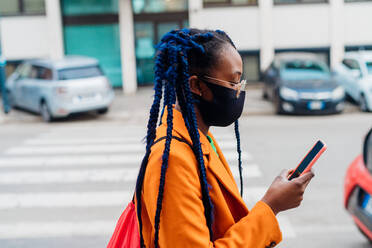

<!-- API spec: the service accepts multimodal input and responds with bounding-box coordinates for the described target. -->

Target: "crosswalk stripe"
[0,164,261,185]
[4,144,145,155]
[24,137,143,145]
[17,139,241,152]
[0,221,116,239]
[0,168,138,184]
[223,151,252,161]
[230,164,262,178]
[0,154,143,167]
[0,191,132,209]
[0,218,299,240]
[0,155,249,168]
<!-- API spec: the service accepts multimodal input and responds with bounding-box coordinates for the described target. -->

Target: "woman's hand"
[261,169,314,215]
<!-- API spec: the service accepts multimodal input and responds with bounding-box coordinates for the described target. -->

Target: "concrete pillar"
[188,0,203,27]
[329,0,345,69]
[45,0,64,60]
[258,0,274,72]
[119,0,137,95]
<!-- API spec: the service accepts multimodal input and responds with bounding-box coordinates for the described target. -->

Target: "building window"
[203,0,257,7]
[240,51,260,82]
[345,0,372,2]
[132,0,188,14]
[275,48,330,66]
[274,0,327,4]
[0,0,45,16]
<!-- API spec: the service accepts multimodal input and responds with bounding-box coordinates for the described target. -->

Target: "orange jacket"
[137,108,282,248]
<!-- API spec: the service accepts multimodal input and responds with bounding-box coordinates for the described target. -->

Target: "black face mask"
[194,82,246,127]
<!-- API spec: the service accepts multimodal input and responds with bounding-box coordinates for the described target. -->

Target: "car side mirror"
[363,128,372,173]
[351,69,362,79]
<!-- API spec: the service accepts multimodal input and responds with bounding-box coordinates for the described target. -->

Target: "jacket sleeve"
[143,144,282,248]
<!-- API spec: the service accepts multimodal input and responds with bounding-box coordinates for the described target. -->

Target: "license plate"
[362,194,372,216]
[308,101,324,110]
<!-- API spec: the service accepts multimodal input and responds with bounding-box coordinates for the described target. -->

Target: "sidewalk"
[0,84,359,124]
[110,84,274,121]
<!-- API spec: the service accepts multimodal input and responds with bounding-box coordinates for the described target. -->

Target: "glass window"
[274,0,327,4]
[367,134,372,173]
[203,0,257,6]
[24,0,45,14]
[241,53,260,81]
[345,0,372,2]
[18,63,32,79]
[366,62,372,75]
[132,0,187,14]
[0,0,45,15]
[61,0,118,16]
[31,66,53,80]
[0,0,20,15]
[342,59,360,70]
[58,66,103,80]
[281,60,330,81]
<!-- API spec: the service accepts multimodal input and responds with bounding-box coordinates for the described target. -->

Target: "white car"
[6,56,115,122]
[334,51,372,112]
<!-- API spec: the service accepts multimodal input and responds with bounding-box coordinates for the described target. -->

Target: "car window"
[30,66,53,80]
[366,130,372,173]
[366,62,372,75]
[58,66,103,80]
[342,59,360,70]
[280,60,330,81]
[17,63,32,79]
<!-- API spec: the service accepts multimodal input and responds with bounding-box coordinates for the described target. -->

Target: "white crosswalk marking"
[0,221,116,239]
[0,191,131,209]
[5,143,144,155]
[0,125,296,242]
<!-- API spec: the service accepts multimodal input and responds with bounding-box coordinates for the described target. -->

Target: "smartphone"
[288,140,327,180]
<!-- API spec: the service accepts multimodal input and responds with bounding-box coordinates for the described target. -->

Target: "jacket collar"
[160,107,246,208]
[208,132,247,208]
[160,107,210,155]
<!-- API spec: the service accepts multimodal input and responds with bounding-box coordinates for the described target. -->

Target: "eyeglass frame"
[199,75,248,98]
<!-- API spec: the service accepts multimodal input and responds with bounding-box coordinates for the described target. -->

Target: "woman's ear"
[189,75,202,96]
[189,75,213,101]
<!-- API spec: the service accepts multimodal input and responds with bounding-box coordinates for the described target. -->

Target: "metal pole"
[0,56,9,114]
[0,14,10,114]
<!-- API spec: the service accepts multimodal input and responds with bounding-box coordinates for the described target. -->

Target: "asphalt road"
[0,103,371,248]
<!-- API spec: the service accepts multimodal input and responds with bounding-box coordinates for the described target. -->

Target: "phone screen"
[288,140,325,180]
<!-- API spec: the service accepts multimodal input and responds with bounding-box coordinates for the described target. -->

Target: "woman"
[135,28,314,248]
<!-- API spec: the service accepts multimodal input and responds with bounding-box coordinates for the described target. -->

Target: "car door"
[264,64,279,99]
[340,59,362,101]
[12,63,32,109]
[27,65,53,112]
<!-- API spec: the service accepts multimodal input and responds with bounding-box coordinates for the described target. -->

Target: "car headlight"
[331,86,345,100]
[279,87,299,101]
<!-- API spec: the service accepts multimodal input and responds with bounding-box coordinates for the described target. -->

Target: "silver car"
[5,56,115,122]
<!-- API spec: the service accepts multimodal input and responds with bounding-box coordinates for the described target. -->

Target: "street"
[0,89,371,248]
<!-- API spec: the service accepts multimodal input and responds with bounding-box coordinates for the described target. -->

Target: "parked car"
[262,53,345,114]
[5,56,115,122]
[344,127,372,243]
[334,51,372,112]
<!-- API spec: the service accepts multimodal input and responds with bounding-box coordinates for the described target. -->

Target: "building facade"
[1,0,372,94]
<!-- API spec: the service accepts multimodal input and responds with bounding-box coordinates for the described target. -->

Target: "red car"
[344,127,372,242]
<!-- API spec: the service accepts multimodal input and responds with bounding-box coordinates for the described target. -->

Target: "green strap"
[207,135,219,157]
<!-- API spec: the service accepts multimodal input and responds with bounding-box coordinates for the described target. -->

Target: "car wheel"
[5,89,15,108]
[360,95,369,112]
[40,102,53,122]
[262,86,269,100]
[274,93,284,114]
[357,226,372,244]
[97,107,109,115]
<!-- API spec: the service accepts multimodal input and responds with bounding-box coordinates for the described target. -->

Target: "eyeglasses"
[201,75,248,98]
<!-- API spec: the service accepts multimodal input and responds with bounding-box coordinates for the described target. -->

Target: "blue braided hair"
[135,28,242,247]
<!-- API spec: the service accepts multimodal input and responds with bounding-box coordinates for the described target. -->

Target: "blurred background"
[0,0,371,248]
